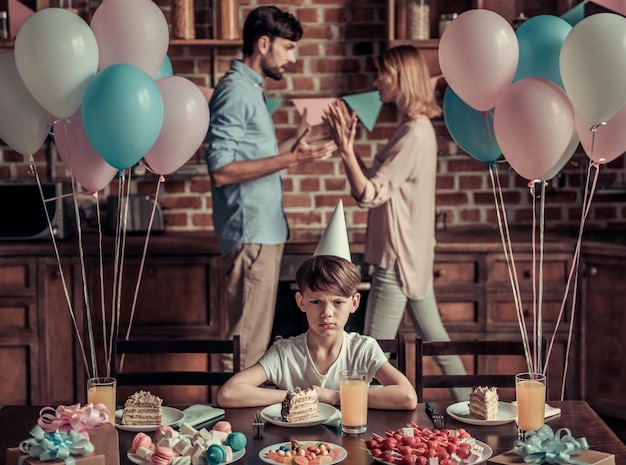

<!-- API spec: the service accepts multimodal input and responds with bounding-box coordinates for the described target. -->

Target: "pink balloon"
[90,0,169,76]
[494,78,574,181]
[439,9,519,111]
[575,106,626,165]
[197,85,214,103]
[54,108,119,192]
[143,76,211,175]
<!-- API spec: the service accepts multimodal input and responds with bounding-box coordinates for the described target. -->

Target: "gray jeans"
[363,265,471,402]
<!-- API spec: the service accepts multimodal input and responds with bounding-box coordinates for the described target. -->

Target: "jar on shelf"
[0,11,8,40]
[50,0,78,14]
[438,13,457,38]
[407,0,430,40]
[172,0,195,40]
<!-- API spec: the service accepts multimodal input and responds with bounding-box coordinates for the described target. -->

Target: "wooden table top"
[1,401,624,465]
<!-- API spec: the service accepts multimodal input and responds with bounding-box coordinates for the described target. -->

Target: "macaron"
[225,432,247,452]
[132,432,152,451]
[151,445,174,465]
[155,425,174,441]
[205,444,226,465]
[213,420,232,434]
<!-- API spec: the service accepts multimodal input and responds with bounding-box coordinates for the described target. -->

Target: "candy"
[205,444,226,465]
[225,432,247,451]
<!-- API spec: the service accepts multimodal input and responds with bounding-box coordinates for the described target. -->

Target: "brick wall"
[1,0,625,233]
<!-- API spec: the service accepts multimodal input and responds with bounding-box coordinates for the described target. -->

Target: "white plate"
[372,439,492,465]
[115,406,185,431]
[128,448,244,464]
[446,401,517,426]
[260,403,338,427]
[260,441,346,465]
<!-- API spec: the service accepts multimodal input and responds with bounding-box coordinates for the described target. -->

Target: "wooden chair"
[415,337,527,401]
[376,334,407,377]
[113,335,241,388]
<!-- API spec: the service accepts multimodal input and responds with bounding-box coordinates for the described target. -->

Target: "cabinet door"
[581,254,626,418]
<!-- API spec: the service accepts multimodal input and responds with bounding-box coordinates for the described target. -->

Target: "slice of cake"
[469,386,499,420]
[280,387,319,423]
[122,390,163,425]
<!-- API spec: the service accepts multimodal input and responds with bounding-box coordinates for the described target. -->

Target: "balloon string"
[489,164,533,373]
[114,172,131,372]
[537,180,546,373]
[483,109,497,150]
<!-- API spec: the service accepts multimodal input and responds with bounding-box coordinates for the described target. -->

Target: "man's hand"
[291,127,337,163]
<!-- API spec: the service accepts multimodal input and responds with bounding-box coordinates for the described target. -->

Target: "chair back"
[113,335,241,388]
[415,337,527,401]
[376,334,407,376]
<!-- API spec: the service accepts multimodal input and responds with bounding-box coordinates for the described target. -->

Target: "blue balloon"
[514,15,572,87]
[154,55,173,80]
[82,63,164,170]
[443,87,501,163]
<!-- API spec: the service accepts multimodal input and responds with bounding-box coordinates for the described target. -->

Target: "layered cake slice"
[469,386,499,420]
[122,390,163,425]
[280,387,319,422]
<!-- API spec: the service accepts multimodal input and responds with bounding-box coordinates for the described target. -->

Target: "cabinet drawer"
[433,261,479,284]
[492,259,568,284]
[0,259,36,295]
[490,299,565,325]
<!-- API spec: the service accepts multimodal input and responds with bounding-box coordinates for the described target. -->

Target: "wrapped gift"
[489,449,615,465]
[86,423,119,465]
[6,447,105,465]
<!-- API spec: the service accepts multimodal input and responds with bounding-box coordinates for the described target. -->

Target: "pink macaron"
[151,445,174,465]
[132,432,152,451]
[213,420,232,434]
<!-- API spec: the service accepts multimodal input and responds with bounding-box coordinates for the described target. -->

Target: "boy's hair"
[242,6,303,57]
[375,45,442,119]
[296,255,361,297]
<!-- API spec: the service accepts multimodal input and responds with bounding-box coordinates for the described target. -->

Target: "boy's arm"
[216,363,289,407]
[366,361,418,411]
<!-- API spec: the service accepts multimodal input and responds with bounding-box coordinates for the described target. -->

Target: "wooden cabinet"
[580,242,626,420]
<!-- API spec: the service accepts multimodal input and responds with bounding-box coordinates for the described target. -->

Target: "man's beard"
[261,58,283,81]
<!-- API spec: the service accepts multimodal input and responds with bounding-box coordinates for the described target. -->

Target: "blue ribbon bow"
[513,424,590,465]
[18,425,94,465]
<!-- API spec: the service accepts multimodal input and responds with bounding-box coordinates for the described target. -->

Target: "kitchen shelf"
[169,39,241,47]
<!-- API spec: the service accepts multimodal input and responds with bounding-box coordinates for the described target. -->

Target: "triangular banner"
[560,2,585,26]
[342,91,383,132]
[584,0,626,16]
[313,199,351,262]
[8,0,35,39]
[291,98,337,125]
[266,97,282,116]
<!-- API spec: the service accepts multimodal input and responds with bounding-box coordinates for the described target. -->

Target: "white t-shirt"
[258,331,388,390]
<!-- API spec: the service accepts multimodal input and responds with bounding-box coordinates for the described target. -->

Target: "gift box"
[87,422,120,465]
[6,447,105,465]
[489,449,616,465]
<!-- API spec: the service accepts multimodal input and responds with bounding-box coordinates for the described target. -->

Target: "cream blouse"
[358,117,437,300]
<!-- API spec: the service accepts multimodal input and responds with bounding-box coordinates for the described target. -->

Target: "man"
[205,5,335,370]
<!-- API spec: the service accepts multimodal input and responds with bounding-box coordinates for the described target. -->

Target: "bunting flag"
[266,97,282,116]
[560,1,586,26]
[342,91,383,132]
[291,98,338,125]
[8,0,35,39]
[584,0,626,16]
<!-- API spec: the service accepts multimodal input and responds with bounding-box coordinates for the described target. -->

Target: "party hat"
[266,97,282,116]
[342,91,383,132]
[313,200,351,262]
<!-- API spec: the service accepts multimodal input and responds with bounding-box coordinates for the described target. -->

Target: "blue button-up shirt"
[205,59,289,255]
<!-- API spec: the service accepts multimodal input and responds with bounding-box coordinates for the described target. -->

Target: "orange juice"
[340,371,368,434]
[87,377,116,423]
[516,377,546,432]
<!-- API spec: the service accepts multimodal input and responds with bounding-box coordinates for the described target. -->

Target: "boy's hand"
[313,385,340,406]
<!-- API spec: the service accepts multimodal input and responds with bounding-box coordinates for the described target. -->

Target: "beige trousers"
[220,243,284,371]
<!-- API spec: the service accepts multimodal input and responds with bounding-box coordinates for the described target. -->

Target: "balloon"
[14,8,98,118]
[560,13,626,125]
[154,55,173,80]
[54,108,118,192]
[0,51,55,156]
[575,105,626,165]
[494,77,574,181]
[82,64,164,170]
[197,85,214,103]
[514,15,572,87]
[143,76,210,175]
[438,9,519,111]
[443,87,501,163]
[90,0,169,76]
[543,128,579,180]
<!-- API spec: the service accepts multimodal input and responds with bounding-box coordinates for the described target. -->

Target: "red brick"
[300,178,320,192]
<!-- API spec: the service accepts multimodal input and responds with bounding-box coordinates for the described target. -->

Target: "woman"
[323,45,469,402]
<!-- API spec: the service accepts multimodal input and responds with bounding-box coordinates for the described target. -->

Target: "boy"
[216,254,418,410]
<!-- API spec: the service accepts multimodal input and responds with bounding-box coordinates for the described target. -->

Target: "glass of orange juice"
[87,377,117,424]
[340,369,368,435]
[515,372,546,438]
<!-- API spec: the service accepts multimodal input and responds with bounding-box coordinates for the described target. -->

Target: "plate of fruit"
[260,440,347,465]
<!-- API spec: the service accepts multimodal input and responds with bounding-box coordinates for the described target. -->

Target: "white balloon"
[560,13,626,125]
[0,51,55,156]
[14,8,99,118]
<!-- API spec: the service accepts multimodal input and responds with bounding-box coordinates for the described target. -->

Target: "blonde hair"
[375,45,442,119]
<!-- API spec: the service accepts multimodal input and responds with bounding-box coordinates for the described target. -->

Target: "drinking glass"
[87,377,117,423]
[515,372,546,438]
[339,369,368,435]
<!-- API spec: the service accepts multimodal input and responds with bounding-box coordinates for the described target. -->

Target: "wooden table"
[1,401,624,465]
